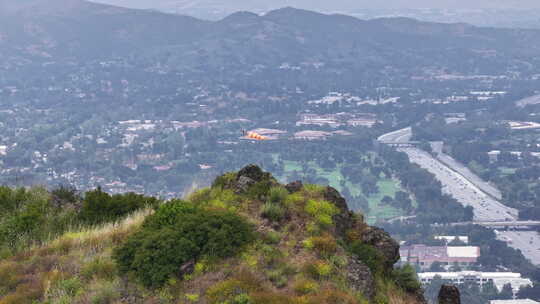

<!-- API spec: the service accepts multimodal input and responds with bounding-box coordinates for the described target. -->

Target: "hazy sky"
[90,0,540,10]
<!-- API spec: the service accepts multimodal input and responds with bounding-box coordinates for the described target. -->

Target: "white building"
[419,272,532,294]
[434,236,470,244]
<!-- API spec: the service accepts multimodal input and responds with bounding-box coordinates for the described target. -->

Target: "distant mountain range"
[2,0,540,77]
[89,0,540,11]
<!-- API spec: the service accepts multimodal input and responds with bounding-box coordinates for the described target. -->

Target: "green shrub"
[304,199,339,228]
[53,277,83,297]
[131,228,199,288]
[305,260,333,280]
[305,234,337,256]
[268,187,288,204]
[51,185,79,204]
[212,172,237,189]
[303,184,326,195]
[206,271,262,304]
[349,241,384,275]
[142,199,196,230]
[114,202,254,288]
[246,181,274,199]
[80,188,160,225]
[185,293,200,302]
[81,257,116,281]
[90,280,121,304]
[266,269,289,288]
[294,279,319,295]
[261,202,286,222]
[262,231,281,245]
[392,264,421,292]
[231,293,252,304]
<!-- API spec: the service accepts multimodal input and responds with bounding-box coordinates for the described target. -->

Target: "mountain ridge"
[3,0,540,62]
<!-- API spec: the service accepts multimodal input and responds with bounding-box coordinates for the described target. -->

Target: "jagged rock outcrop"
[221,165,422,302]
[323,186,356,238]
[361,226,400,270]
[233,164,277,193]
[285,180,303,193]
[438,285,461,304]
[346,258,375,299]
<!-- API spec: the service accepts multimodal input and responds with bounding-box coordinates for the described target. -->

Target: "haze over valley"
[2,0,540,303]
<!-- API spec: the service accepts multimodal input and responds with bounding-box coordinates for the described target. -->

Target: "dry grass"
[0,208,153,304]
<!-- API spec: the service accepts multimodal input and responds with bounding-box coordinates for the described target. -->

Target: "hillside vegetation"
[0,165,424,304]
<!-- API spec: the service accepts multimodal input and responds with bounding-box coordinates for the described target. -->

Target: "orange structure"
[245,131,268,140]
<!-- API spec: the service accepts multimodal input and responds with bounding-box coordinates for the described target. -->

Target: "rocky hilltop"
[0,165,429,303]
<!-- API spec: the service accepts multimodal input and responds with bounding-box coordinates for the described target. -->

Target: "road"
[496,231,540,265]
[379,127,540,265]
[400,147,517,221]
[377,127,413,143]
[516,94,540,108]
[437,152,502,200]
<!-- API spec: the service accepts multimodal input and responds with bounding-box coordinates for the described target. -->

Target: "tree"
[496,283,514,300]
[428,261,445,272]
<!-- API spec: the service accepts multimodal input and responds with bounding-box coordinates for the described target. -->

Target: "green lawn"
[365,179,404,224]
[498,167,517,175]
[273,158,407,224]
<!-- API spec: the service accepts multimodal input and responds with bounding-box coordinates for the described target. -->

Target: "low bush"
[80,188,159,225]
[114,201,255,288]
[262,231,281,245]
[206,270,262,303]
[261,202,286,222]
[392,264,421,293]
[349,241,384,275]
[304,199,339,228]
[247,180,274,200]
[212,172,237,189]
[305,260,333,280]
[268,187,288,204]
[309,234,338,256]
[303,184,326,195]
[51,185,80,205]
[81,257,116,281]
[293,279,319,295]
[305,289,358,304]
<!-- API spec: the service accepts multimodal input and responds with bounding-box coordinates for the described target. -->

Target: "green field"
[498,167,517,175]
[273,158,406,224]
[365,179,404,224]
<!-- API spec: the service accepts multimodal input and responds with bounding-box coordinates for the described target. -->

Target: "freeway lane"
[379,127,540,265]
[377,127,412,143]
[496,231,540,265]
[399,147,517,221]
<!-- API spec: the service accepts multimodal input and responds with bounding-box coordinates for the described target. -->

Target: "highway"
[516,94,540,108]
[377,127,413,143]
[496,231,540,265]
[400,147,517,221]
[379,127,540,265]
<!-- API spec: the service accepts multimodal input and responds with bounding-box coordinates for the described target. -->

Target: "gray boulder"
[361,226,400,271]
[438,285,461,304]
[347,257,375,300]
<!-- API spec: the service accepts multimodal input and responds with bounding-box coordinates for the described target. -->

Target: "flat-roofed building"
[399,245,480,269]
[419,271,532,294]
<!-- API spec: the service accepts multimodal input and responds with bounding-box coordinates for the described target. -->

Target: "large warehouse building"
[399,245,480,269]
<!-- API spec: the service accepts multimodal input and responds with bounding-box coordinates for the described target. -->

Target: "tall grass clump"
[261,187,289,222]
[305,199,339,228]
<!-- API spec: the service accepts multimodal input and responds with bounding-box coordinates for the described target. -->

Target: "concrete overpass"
[382,141,421,148]
[449,221,540,229]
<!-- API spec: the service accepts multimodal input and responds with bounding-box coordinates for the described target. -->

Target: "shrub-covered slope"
[0,165,425,304]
